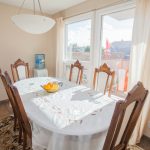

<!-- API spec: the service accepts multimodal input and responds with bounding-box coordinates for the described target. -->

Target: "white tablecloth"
[14,77,121,150]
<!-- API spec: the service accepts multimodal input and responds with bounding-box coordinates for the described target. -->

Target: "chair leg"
[13,116,17,131]
[23,132,27,150]
[29,137,32,150]
[18,125,22,144]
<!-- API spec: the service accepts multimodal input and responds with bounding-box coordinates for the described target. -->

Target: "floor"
[138,136,150,150]
[0,100,12,119]
[0,100,150,150]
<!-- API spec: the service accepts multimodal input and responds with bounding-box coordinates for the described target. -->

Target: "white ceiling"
[0,0,86,14]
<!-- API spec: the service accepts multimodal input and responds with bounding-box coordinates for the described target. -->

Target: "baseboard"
[143,134,150,139]
[0,99,9,105]
[143,135,150,139]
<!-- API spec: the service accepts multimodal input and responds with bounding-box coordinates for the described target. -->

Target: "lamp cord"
[18,0,44,16]
[33,0,35,15]
[38,0,44,16]
[18,0,26,14]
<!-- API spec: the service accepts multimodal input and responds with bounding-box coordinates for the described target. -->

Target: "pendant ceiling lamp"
[12,0,56,34]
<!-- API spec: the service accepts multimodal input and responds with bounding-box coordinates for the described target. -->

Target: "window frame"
[94,1,136,68]
[64,12,95,63]
[63,1,136,93]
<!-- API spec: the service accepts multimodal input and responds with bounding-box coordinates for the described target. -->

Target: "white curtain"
[129,0,150,144]
[56,17,64,78]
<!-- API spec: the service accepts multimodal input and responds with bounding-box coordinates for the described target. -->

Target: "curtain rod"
[63,0,134,20]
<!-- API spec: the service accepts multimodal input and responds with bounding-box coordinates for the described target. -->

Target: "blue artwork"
[35,54,45,69]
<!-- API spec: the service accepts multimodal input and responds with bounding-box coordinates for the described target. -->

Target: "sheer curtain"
[56,18,64,78]
[129,0,150,144]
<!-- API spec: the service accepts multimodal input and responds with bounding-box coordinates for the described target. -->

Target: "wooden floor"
[0,100,150,150]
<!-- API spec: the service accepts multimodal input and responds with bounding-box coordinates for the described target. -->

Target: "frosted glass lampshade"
[12,14,55,34]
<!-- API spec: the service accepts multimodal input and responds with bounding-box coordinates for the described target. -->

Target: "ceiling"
[0,0,86,14]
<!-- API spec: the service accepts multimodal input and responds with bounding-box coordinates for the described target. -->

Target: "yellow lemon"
[42,82,59,92]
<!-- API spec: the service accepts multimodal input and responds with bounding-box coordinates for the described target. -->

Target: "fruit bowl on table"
[41,82,59,93]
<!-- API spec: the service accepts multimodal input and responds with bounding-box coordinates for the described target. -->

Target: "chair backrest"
[0,70,11,98]
[0,69,8,90]
[9,84,32,139]
[93,63,115,96]
[11,59,29,82]
[0,69,16,118]
[69,60,84,84]
[103,82,148,150]
[4,71,13,85]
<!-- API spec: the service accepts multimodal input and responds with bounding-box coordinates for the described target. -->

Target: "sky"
[67,13,134,48]
[102,16,134,48]
[67,19,91,47]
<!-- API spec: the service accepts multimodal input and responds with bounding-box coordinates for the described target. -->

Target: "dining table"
[14,77,122,150]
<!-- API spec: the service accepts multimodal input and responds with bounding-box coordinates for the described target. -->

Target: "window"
[63,2,135,96]
[64,13,94,86]
[99,8,135,96]
[65,19,92,61]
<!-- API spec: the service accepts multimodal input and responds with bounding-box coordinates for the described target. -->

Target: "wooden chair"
[93,63,115,96]
[4,71,13,85]
[11,59,30,82]
[9,84,32,150]
[0,69,17,131]
[103,82,148,150]
[0,70,23,144]
[69,60,84,84]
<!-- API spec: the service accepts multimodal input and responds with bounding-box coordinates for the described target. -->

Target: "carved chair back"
[93,63,115,96]
[103,82,148,150]
[69,60,84,84]
[11,59,29,82]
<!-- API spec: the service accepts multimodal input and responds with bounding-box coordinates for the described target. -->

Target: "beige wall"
[0,3,55,101]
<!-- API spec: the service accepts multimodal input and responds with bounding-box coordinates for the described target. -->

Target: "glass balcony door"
[95,3,135,96]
